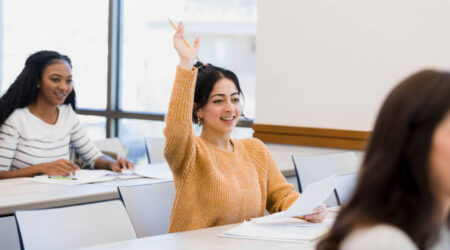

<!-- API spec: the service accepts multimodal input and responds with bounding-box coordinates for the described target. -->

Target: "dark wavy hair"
[0,50,76,126]
[317,69,450,250]
[192,61,245,123]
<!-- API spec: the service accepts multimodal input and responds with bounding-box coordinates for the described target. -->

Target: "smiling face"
[36,60,73,106]
[196,78,242,136]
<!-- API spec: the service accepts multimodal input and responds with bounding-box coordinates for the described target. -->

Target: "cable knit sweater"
[164,66,299,233]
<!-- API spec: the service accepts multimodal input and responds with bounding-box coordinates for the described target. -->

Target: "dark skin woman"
[0,51,134,179]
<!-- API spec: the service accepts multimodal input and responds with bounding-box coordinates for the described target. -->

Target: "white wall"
[256,0,450,131]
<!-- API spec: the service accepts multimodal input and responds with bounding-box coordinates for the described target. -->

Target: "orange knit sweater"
[164,66,299,233]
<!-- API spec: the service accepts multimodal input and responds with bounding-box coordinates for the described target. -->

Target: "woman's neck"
[200,127,233,152]
[28,101,59,125]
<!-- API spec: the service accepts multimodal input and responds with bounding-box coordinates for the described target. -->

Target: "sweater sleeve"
[163,66,198,178]
[261,140,300,213]
[0,121,19,171]
[69,108,102,168]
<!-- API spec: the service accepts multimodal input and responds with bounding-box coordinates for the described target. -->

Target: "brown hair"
[317,69,450,250]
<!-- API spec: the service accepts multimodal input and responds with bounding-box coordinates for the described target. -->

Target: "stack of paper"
[221,175,337,242]
[221,218,333,243]
[24,162,173,185]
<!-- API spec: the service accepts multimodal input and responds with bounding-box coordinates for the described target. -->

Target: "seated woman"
[317,70,450,250]
[164,22,327,233]
[0,50,134,179]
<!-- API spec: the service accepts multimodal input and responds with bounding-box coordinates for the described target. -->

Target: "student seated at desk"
[0,50,134,179]
[317,70,450,250]
[163,22,327,233]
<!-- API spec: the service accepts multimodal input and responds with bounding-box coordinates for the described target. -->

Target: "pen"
[48,176,78,180]
[168,18,200,61]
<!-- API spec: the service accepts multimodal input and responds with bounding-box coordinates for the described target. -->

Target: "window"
[121,0,256,117]
[1,0,109,111]
[0,0,256,163]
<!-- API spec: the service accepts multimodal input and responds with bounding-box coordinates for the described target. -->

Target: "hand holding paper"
[254,175,337,223]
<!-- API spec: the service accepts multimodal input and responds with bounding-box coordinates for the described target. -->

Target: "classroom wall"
[255,0,450,131]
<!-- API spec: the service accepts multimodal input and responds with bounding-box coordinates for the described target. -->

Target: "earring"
[37,84,40,88]
[198,118,203,126]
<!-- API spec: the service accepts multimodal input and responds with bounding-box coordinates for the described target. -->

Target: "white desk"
[76,223,320,250]
[0,165,172,216]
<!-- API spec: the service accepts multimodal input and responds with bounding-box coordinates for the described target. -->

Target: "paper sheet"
[253,175,337,222]
[24,162,173,185]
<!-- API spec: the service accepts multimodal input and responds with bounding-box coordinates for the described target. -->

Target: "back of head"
[0,50,75,126]
[317,69,450,250]
[192,61,243,123]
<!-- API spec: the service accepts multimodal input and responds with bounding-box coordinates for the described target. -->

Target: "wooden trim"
[253,124,371,150]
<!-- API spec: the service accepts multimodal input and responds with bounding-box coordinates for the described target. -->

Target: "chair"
[334,173,359,205]
[144,137,166,163]
[292,152,359,206]
[0,216,20,250]
[94,137,127,159]
[15,200,136,250]
[118,180,175,237]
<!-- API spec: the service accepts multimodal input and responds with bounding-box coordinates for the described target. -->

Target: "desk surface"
[0,169,171,216]
[76,223,320,250]
[0,161,294,216]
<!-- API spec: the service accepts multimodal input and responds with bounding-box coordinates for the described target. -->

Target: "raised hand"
[173,21,199,70]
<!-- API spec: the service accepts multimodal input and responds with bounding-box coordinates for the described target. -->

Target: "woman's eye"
[51,78,60,83]
[213,100,223,104]
[233,98,240,103]
[67,79,73,84]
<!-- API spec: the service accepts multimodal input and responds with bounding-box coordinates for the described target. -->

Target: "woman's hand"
[173,21,199,70]
[303,204,328,223]
[108,157,135,173]
[37,159,79,177]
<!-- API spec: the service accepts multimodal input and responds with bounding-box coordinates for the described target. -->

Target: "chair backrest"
[94,138,127,159]
[334,173,359,205]
[15,200,136,250]
[118,180,175,237]
[292,152,359,206]
[0,216,20,250]
[144,137,166,163]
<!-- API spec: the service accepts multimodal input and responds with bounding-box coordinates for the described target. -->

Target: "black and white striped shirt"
[0,105,102,171]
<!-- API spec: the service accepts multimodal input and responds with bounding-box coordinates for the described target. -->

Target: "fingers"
[193,37,200,49]
[303,205,328,223]
[110,157,134,172]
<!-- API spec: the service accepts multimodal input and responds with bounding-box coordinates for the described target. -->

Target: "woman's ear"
[195,106,203,120]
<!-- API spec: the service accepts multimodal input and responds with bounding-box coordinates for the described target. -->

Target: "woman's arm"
[0,159,79,179]
[264,141,327,222]
[163,22,200,178]
[0,119,79,179]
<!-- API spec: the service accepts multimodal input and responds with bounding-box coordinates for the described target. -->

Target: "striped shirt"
[0,105,102,171]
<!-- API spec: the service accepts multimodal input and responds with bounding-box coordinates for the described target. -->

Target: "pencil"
[168,18,200,61]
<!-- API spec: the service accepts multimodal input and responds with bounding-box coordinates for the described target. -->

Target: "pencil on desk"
[168,18,200,61]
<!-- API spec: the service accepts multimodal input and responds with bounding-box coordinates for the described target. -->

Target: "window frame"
[0,0,253,139]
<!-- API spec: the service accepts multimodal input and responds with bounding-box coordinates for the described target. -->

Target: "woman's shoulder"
[341,224,418,250]
[3,107,29,125]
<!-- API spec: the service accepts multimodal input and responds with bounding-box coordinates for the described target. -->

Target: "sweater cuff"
[176,65,198,85]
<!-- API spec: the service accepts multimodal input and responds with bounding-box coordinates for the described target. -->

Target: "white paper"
[253,175,337,222]
[221,219,331,243]
[134,163,173,180]
[24,163,173,185]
